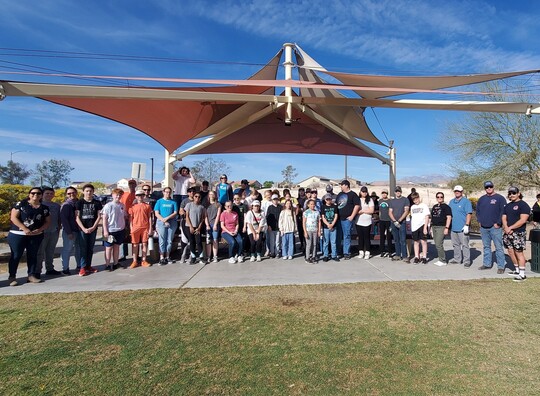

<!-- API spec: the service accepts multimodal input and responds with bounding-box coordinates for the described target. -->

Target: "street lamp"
[10,150,30,162]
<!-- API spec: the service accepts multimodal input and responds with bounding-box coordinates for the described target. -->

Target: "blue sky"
[1,0,539,186]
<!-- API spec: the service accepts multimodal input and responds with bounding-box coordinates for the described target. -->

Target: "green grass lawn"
[1,280,539,395]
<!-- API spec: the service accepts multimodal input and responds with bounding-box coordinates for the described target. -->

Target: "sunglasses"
[485,186,494,189]
[436,195,444,199]
[194,195,201,198]
[142,188,151,191]
[66,192,77,195]
[30,192,42,195]
[508,192,518,196]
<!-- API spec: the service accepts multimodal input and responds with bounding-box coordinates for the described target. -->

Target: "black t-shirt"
[336,191,360,219]
[76,198,103,228]
[321,204,338,229]
[10,199,50,232]
[431,203,452,227]
[532,202,540,222]
[503,200,530,232]
[266,204,282,229]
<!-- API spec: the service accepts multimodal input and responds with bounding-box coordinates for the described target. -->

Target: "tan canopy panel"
[320,69,540,99]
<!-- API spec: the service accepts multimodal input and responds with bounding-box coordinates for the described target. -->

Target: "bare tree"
[281,165,298,187]
[190,157,231,186]
[441,82,540,191]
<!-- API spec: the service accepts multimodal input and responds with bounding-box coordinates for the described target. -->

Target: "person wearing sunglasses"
[448,185,473,267]
[75,184,103,276]
[502,187,531,282]
[430,192,452,266]
[476,181,507,273]
[7,187,51,286]
[216,174,233,206]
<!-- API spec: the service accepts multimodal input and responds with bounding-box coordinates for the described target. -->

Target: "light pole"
[9,150,30,184]
[10,150,30,162]
[150,157,154,192]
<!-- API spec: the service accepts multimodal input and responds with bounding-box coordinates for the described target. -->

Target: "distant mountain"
[370,174,451,186]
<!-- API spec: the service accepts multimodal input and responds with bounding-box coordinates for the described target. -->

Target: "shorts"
[503,231,526,251]
[412,228,428,241]
[207,224,220,241]
[103,230,125,247]
[131,228,149,244]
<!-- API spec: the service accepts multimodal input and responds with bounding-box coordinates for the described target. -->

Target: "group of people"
[5,170,534,286]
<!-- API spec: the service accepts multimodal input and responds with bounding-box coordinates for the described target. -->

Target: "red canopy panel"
[40,85,269,152]
[195,107,371,157]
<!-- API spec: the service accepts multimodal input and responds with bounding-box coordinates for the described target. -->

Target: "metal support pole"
[388,143,397,195]
[150,157,154,192]
[283,43,294,125]
[164,149,176,189]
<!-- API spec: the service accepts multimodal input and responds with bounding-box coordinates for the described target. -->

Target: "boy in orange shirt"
[128,190,153,268]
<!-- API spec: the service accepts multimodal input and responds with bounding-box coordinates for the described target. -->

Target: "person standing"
[430,192,452,266]
[7,187,50,286]
[502,187,531,282]
[476,181,507,273]
[378,190,393,257]
[36,187,62,276]
[321,193,339,262]
[154,187,178,265]
[119,179,137,261]
[303,199,321,263]
[409,192,430,264]
[185,192,208,264]
[531,193,540,229]
[336,180,360,260]
[205,191,222,263]
[172,166,196,207]
[75,184,102,276]
[448,185,473,267]
[129,189,154,268]
[266,194,282,258]
[102,188,127,271]
[389,186,410,262]
[60,187,81,275]
[216,174,233,206]
[278,199,296,260]
[356,186,374,259]
[245,200,267,262]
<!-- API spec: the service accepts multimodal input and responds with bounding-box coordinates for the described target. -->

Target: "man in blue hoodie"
[476,181,507,273]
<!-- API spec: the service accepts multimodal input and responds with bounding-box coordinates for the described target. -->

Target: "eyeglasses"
[194,195,201,198]
[142,188,151,191]
[508,192,518,196]
[436,195,444,199]
[30,192,42,196]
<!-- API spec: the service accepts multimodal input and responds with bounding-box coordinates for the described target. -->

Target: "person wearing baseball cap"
[476,181,506,273]
[389,186,410,262]
[503,186,531,282]
[378,189,393,258]
[245,199,266,262]
[448,184,473,267]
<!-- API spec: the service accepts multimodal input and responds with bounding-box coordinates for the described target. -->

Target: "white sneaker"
[364,251,370,259]
[228,257,236,264]
[282,256,288,260]
[237,256,244,263]
[250,256,255,262]
[434,260,447,267]
[256,255,262,262]
[288,256,293,260]
[212,257,218,263]
[357,251,364,259]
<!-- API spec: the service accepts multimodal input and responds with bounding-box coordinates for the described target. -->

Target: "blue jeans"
[156,219,178,254]
[78,230,97,268]
[8,232,43,277]
[323,227,337,258]
[340,219,353,255]
[391,222,407,259]
[61,230,81,270]
[281,232,294,257]
[480,226,506,269]
[222,232,243,257]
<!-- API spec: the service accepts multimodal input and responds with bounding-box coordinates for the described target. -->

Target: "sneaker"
[8,276,17,286]
[344,254,351,260]
[421,257,428,264]
[27,275,42,283]
[250,256,256,262]
[357,251,364,259]
[78,268,88,277]
[86,266,98,273]
[403,257,411,263]
[413,257,420,264]
[380,252,388,258]
[212,257,218,263]
[322,257,329,262]
[256,255,262,262]
[305,258,311,263]
[391,256,401,261]
[283,256,288,260]
[158,258,167,266]
[333,257,340,262]
[228,257,236,264]
[434,260,447,267]
[478,265,492,270]
[448,259,460,264]
[364,252,370,260]
[62,269,72,275]
[464,263,472,268]
[496,268,504,274]
[288,256,293,260]
[141,260,151,267]
[167,258,176,264]
[237,256,244,263]
[513,275,527,282]
[507,270,520,276]
[45,269,62,276]
[129,261,139,269]
[198,257,207,265]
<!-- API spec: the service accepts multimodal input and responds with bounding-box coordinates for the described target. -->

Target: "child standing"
[245,200,267,262]
[129,190,153,268]
[279,199,297,260]
[410,192,430,264]
[303,199,321,263]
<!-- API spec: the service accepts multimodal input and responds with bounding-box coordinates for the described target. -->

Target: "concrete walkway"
[1,236,538,295]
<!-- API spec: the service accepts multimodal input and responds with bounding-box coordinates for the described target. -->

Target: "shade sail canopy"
[1,43,539,162]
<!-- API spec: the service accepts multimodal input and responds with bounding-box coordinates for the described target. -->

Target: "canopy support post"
[164,149,177,188]
[388,141,396,195]
[283,43,294,125]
